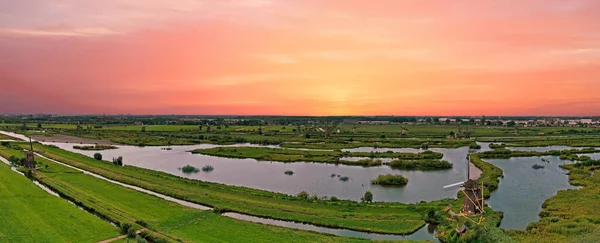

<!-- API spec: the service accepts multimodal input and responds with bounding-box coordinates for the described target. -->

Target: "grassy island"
[371,174,409,186]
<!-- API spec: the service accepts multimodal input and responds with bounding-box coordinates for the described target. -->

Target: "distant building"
[581,119,593,124]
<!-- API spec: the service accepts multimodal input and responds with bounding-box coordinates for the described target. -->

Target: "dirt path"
[97,230,144,243]
[31,134,116,145]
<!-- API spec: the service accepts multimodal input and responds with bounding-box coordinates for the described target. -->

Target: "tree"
[113,156,123,166]
[120,223,132,234]
[362,191,373,203]
[127,227,137,239]
[37,123,42,129]
[93,153,102,161]
[296,191,309,200]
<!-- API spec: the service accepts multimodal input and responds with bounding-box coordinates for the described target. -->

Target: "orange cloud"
[1,0,599,115]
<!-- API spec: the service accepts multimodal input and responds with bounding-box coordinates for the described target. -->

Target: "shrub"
[339,176,349,182]
[284,170,294,175]
[135,220,148,227]
[362,191,373,203]
[297,191,309,200]
[112,156,123,166]
[201,165,214,172]
[330,196,339,202]
[0,141,9,147]
[371,174,409,186]
[127,227,137,238]
[93,153,102,161]
[120,223,132,234]
[181,165,199,173]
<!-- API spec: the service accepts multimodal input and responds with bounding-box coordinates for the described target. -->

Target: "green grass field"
[0,157,119,242]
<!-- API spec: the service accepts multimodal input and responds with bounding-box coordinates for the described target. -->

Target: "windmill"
[400,126,409,136]
[443,154,485,216]
[22,136,36,169]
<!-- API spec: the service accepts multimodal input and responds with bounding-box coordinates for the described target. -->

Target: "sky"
[1,0,599,116]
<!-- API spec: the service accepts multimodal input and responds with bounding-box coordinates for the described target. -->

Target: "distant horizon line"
[2,113,600,118]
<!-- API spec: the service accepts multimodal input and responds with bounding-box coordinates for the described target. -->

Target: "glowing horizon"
[2,0,600,116]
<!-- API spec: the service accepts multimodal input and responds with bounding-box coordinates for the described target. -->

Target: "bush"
[297,191,309,200]
[127,227,137,239]
[181,165,199,173]
[135,220,148,227]
[112,156,123,166]
[362,191,373,203]
[93,153,102,161]
[120,223,132,234]
[201,165,214,172]
[284,170,294,175]
[330,196,339,202]
[0,141,9,147]
[339,176,349,182]
[371,174,409,186]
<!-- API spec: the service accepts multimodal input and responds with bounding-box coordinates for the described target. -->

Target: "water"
[223,212,439,242]
[485,156,577,230]
[45,142,477,203]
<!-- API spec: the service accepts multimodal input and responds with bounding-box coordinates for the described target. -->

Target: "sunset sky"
[2,0,599,116]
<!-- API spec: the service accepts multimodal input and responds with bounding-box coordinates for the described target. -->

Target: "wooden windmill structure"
[400,126,409,136]
[443,154,485,216]
[22,137,36,169]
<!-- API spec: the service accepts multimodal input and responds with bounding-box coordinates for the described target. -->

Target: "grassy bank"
[16,142,452,235]
[73,144,118,150]
[190,146,443,165]
[478,148,600,159]
[0,151,119,242]
[388,159,453,170]
[0,133,22,141]
[480,136,600,147]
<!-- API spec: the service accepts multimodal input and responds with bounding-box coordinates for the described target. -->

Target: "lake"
[485,156,577,230]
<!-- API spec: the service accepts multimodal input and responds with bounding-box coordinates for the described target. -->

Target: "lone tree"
[362,191,373,203]
[93,153,102,161]
[112,156,123,166]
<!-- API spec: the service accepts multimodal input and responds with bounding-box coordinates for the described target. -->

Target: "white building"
[581,119,593,124]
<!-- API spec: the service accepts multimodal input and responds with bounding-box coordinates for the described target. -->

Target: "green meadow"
[0,156,119,242]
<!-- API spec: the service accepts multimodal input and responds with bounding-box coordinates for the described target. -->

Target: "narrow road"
[97,230,144,243]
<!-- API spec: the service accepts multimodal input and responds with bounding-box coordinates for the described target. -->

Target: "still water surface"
[485,156,577,230]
